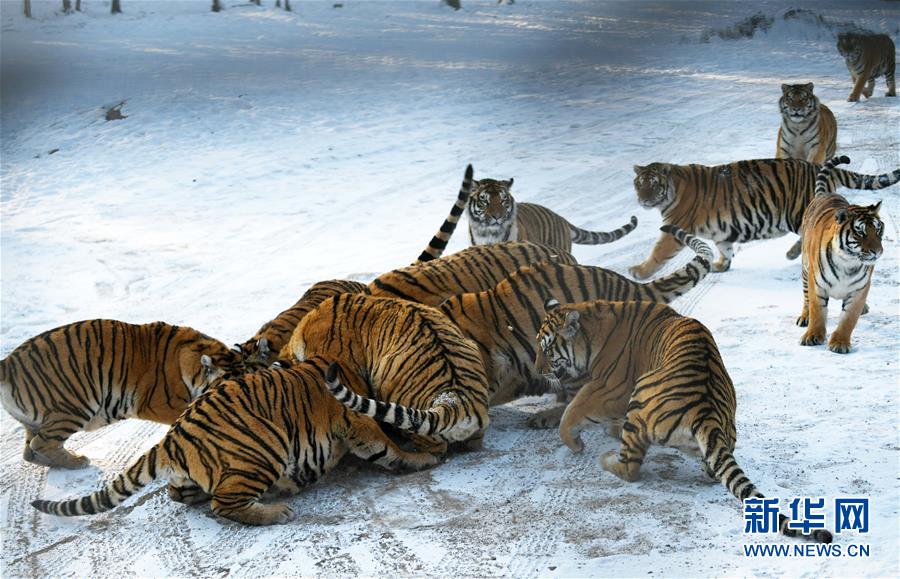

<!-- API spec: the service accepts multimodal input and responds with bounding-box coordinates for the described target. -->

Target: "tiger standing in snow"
[466,175,637,253]
[797,156,884,354]
[776,83,836,165]
[836,32,896,102]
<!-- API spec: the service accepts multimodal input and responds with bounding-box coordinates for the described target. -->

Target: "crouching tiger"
[798,156,884,354]
[31,357,439,526]
[536,300,832,543]
[439,225,712,428]
[0,320,241,469]
[287,293,490,454]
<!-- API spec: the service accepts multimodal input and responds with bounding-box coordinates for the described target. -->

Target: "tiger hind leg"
[345,414,440,472]
[22,426,37,462]
[167,478,211,506]
[29,412,90,469]
[600,420,650,483]
[211,472,294,526]
[712,241,734,272]
[886,73,896,97]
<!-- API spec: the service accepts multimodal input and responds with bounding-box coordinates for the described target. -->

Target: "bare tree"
[111,0,122,14]
[76,0,81,11]
[284,0,291,11]
[62,0,72,13]
[211,0,222,12]
[251,0,260,5]
[24,0,32,18]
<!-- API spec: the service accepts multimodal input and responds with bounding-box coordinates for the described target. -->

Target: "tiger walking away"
[836,32,896,102]
[439,225,712,428]
[0,320,242,469]
[288,293,490,454]
[535,299,833,544]
[630,158,900,278]
[466,175,637,253]
[30,357,439,526]
[797,156,884,354]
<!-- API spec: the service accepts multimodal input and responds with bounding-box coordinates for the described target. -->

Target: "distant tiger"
[0,320,241,469]
[31,357,439,526]
[837,32,896,102]
[440,225,712,428]
[237,279,369,368]
[536,299,832,543]
[466,176,637,253]
[798,155,883,354]
[776,83,836,165]
[288,293,490,454]
[370,240,576,307]
[630,158,900,278]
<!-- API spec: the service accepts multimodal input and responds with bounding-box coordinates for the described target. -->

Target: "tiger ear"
[804,82,814,92]
[561,310,581,340]
[870,201,882,215]
[835,208,849,224]
[258,337,270,357]
[633,165,644,175]
[544,298,560,312]
[505,178,514,188]
[781,83,791,93]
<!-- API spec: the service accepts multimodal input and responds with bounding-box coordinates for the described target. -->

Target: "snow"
[1,0,898,576]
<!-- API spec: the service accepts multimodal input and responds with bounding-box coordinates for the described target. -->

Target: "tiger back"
[30,357,439,526]
[369,240,576,306]
[288,293,490,454]
[0,320,241,469]
[837,32,896,101]
[630,158,900,279]
[237,279,369,368]
[536,299,832,544]
[439,225,712,427]
[466,176,637,253]
[798,156,884,354]
[776,83,837,164]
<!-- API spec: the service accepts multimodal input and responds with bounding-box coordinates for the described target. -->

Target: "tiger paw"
[31,449,90,469]
[827,337,852,354]
[627,264,652,281]
[267,503,296,525]
[862,89,873,98]
[795,314,809,327]
[847,95,860,102]
[711,259,731,273]
[861,303,870,316]
[527,406,565,429]
[800,331,825,346]
[605,421,623,439]
[600,450,639,482]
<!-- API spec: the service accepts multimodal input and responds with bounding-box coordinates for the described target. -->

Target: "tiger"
[536,299,833,544]
[630,158,900,279]
[0,320,242,469]
[369,241,577,307]
[287,293,490,454]
[797,155,884,354]
[776,83,837,165]
[415,164,474,264]
[30,357,440,526]
[836,32,896,102]
[466,176,638,253]
[236,279,369,368]
[439,225,713,428]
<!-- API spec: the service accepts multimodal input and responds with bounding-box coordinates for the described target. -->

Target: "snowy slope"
[1,1,898,576]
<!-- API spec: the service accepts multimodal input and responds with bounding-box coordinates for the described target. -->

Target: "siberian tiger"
[776,83,837,165]
[439,225,712,427]
[836,32,896,102]
[287,293,490,454]
[415,164,474,264]
[369,241,576,307]
[0,320,241,469]
[536,299,833,543]
[466,176,638,253]
[630,158,900,278]
[31,357,439,526]
[798,156,883,354]
[236,279,369,368]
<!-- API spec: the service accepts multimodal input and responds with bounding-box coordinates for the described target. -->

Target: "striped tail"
[830,159,900,192]
[647,225,714,303]
[414,164,474,264]
[31,445,164,517]
[815,155,851,196]
[701,429,832,544]
[570,215,638,245]
[324,363,454,438]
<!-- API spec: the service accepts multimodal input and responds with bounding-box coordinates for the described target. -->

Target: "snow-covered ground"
[1,0,898,576]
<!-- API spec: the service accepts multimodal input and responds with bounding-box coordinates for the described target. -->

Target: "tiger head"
[180,340,246,399]
[780,83,818,122]
[468,178,516,227]
[835,201,883,265]
[233,336,275,371]
[633,164,674,209]
[836,32,862,60]
[535,299,584,382]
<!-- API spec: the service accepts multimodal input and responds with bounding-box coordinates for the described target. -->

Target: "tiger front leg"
[886,72,897,97]
[628,231,683,280]
[862,78,875,99]
[848,68,873,101]
[558,379,624,453]
[712,241,735,272]
[800,278,828,347]
[828,280,872,354]
[345,414,440,472]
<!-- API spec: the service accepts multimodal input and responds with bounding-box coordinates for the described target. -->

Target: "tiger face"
[836,33,861,60]
[836,202,883,264]
[468,178,515,226]
[780,83,817,122]
[535,299,583,382]
[633,164,673,209]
